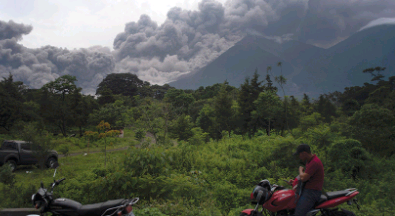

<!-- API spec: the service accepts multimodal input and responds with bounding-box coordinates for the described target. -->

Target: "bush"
[58,144,70,157]
[134,208,168,216]
[135,128,145,141]
[188,127,209,145]
[328,139,372,179]
[0,164,15,187]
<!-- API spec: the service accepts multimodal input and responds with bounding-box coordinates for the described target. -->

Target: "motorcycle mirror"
[40,182,44,188]
[52,161,59,169]
[52,162,59,178]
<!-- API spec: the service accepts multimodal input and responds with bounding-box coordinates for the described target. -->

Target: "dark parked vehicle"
[0,140,58,172]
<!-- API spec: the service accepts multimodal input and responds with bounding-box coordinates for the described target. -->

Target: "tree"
[88,101,125,127]
[288,96,301,129]
[341,99,360,117]
[213,83,234,138]
[363,67,386,82]
[96,73,146,98]
[253,90,282,136]
[97,85,115,105]
[164,89,195,114]
[168,114,194,141]
[329,139,372,179]
[265,66,276,92]
[148,84,175,100]
[138,99,165,144]
[275,61,290,135]
[348,104,395,156]
[237,70,265,137]
[301,93,313,115]
[40,75,80,136]
[85,121,120,167]
[72,94,99,137]
[196,103,215,137]
[0,74,25,131]
[315,95,337,123]
[299,112,323,132]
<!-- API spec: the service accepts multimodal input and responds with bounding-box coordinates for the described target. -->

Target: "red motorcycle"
[240,177,360,216]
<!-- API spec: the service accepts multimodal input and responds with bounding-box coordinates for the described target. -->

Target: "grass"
[8,150,127,191]
[53,127,138,155]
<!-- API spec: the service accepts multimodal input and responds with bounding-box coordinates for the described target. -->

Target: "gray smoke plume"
[0,20,33,41]
[113,0,395,85]
[1,0,395,92]
[295,0,395,48]
[0,36,115,94]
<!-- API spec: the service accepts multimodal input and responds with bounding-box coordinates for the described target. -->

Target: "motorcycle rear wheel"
[319,208,356,216]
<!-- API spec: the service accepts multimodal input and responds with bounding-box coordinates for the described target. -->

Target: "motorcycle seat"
[325,190,349,200]
[78,199,128,216]
[317,195,328,205]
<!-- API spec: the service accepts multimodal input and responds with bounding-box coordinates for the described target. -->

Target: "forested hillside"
[0,68,394,216]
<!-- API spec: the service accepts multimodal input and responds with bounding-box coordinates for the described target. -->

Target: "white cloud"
[358,17,395,32]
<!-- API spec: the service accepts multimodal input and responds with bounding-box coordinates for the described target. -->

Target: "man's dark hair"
[293,144,311,155]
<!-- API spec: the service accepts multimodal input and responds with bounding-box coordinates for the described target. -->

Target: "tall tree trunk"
[79,126,83,137]
[104,139,107,167]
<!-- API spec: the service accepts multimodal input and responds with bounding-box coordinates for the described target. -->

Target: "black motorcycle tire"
[46,157,57,168]
[239,212,263,216]
[335,209,356,216]
[321,208,356,216]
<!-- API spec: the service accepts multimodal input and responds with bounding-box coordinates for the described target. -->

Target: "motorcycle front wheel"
[240,212,263,216]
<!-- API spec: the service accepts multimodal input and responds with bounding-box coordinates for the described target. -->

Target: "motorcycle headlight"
[32,194,36,201]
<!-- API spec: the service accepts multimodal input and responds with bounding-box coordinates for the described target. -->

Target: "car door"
[19,142,37,165]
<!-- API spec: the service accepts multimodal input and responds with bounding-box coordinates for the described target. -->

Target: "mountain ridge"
[169,24,395,98]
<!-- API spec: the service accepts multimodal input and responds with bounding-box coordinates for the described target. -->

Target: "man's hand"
[289,179,294,185]
[299,166,304,173]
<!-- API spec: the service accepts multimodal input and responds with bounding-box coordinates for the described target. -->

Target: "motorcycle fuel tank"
[263,189,297,212]
[49,198,82,216]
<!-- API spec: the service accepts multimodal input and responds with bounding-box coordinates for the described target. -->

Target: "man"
[291,144,324,216]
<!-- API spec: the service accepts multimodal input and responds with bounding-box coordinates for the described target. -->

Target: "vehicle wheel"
[46,157,57,168]
[6,160,17,172]
[239,212,262,216]
[335,209,356,216]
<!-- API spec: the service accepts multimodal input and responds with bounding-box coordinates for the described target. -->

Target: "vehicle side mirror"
[41,182,44,188]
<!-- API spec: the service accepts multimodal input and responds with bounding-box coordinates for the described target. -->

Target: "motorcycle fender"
[241,209,254,215]
[315,192,359,209]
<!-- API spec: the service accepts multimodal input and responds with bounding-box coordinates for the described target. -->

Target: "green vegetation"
[0,67,394,215]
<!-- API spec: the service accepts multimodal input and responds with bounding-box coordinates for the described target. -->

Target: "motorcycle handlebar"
[55,178,66,185]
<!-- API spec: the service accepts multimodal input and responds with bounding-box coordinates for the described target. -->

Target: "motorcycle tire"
[239,212,263,216]
[328,209,356,216]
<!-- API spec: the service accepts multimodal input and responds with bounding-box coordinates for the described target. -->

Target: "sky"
[0,0,226,50]
[1,0,395,95]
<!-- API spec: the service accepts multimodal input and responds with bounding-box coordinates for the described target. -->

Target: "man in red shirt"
[291,144,324,216]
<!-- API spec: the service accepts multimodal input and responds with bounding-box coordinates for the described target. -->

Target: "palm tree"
[277,62,282,75]
[275,61,290,135]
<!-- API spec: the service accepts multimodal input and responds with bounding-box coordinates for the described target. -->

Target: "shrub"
[328,139,372,179]
[58,144,70,157]
[0,164,15,187]
[135,128,145,141]
[188,127,209,145]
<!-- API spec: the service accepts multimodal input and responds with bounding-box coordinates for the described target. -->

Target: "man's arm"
[299,166,311,182]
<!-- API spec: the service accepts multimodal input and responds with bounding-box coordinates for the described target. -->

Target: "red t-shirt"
[304,154,324,191]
